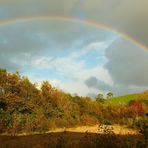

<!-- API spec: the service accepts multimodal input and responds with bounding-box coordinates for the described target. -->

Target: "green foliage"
[0,109,11,133]
[95,93,104,104]
[106,92,114,99]
[104,94,137,105]
[102,119,113,125]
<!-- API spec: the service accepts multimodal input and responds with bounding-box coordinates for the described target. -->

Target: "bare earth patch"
[0,125,146,148]
[49,124,138,135]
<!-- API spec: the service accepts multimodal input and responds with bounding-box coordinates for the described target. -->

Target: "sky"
[0,0,148,97]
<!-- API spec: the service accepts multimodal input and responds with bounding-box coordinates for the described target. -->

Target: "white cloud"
[30,40,114,96]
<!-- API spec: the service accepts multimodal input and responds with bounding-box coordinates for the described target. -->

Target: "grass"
[104,94,138,105]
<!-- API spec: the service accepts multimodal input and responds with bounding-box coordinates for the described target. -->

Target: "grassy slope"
[104,94,138,105]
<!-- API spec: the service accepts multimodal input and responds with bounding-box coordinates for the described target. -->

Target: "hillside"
[104,94,138,105]
[0,69,147,141]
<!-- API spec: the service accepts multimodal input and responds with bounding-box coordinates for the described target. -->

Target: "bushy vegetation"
[0,68,147,136]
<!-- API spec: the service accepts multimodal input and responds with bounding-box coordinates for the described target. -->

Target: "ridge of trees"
[0,69,147,135]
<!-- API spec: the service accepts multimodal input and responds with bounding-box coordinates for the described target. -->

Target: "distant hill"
[104,94,138,105]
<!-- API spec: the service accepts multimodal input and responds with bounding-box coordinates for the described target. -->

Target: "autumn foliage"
[0,69,147,135]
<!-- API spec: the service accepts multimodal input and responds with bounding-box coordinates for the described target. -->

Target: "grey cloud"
[105,38,148,87]
[85,76,111,91]
[0,0,147,47]
[84,76,148,96]
[110,85,148,96]
[86,93,96,98]
[0,19,113,71]
[0,20,112,52]
[81,0,148,47]
[0,0,66,20]
[0,55,20,71]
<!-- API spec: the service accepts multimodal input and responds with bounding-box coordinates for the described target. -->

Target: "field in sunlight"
[104,94,137,105]
[48,124,138,135]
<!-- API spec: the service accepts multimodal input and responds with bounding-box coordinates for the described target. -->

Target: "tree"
[95,93,104,103]
[0,69,7,95]
[107,92,113,99]
[19,77,39,100]
[41,81,53,97]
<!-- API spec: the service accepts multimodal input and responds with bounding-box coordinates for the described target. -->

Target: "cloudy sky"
[0,0,148,96]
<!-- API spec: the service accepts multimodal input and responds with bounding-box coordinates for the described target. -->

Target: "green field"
[104,94,138,105]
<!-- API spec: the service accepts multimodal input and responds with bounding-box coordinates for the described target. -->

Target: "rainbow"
[0,16,147,50]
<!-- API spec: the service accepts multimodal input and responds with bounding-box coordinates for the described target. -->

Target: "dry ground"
[0,125,147,148]
[49,124,138,135]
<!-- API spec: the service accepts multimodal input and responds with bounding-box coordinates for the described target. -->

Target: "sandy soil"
[0,125,143,148]
[49,124,139,135]
[1,124,138,136]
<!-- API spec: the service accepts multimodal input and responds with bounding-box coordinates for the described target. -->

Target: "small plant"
[102,119,113,125]
[98,124,114,134]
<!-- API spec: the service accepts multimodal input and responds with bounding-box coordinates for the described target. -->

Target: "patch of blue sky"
[45,42,84,58]
[77,50,107,69]
[45,48,74,57]
[21,68,71,83]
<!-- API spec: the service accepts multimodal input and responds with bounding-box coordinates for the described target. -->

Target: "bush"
[135,117,148,139]
[102,119,113,125]
[0,109,11,133]
[80,115,98,125]
[55,118,70,128]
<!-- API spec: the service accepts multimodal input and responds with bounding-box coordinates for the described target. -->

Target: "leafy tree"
[0,69,7,95]
[107,92,113,99]
[96,93,104,103]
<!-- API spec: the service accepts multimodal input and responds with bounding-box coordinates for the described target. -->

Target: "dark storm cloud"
[105,38,148,86]
[0,0,148,47]
[84,38,148,95]
[85,76,111,91]
[80,0,148,47]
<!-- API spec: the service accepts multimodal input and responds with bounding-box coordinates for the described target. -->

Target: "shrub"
[102,119,113,125]
[130,101,144,116]
[0,109,11,133]
[55,118,69,128]
[135,117,148,139]
[80,115,98,125]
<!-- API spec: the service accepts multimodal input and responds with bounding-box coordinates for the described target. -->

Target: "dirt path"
[49,124,139,135]
[2,124,138,136]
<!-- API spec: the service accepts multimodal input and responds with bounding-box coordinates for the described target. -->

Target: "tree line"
[0,69,147,135]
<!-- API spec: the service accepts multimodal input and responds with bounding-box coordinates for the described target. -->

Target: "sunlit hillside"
[0,69,148,147]
[104,94,138,105]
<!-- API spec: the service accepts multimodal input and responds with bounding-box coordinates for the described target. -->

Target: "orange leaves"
[130,101,144,116]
